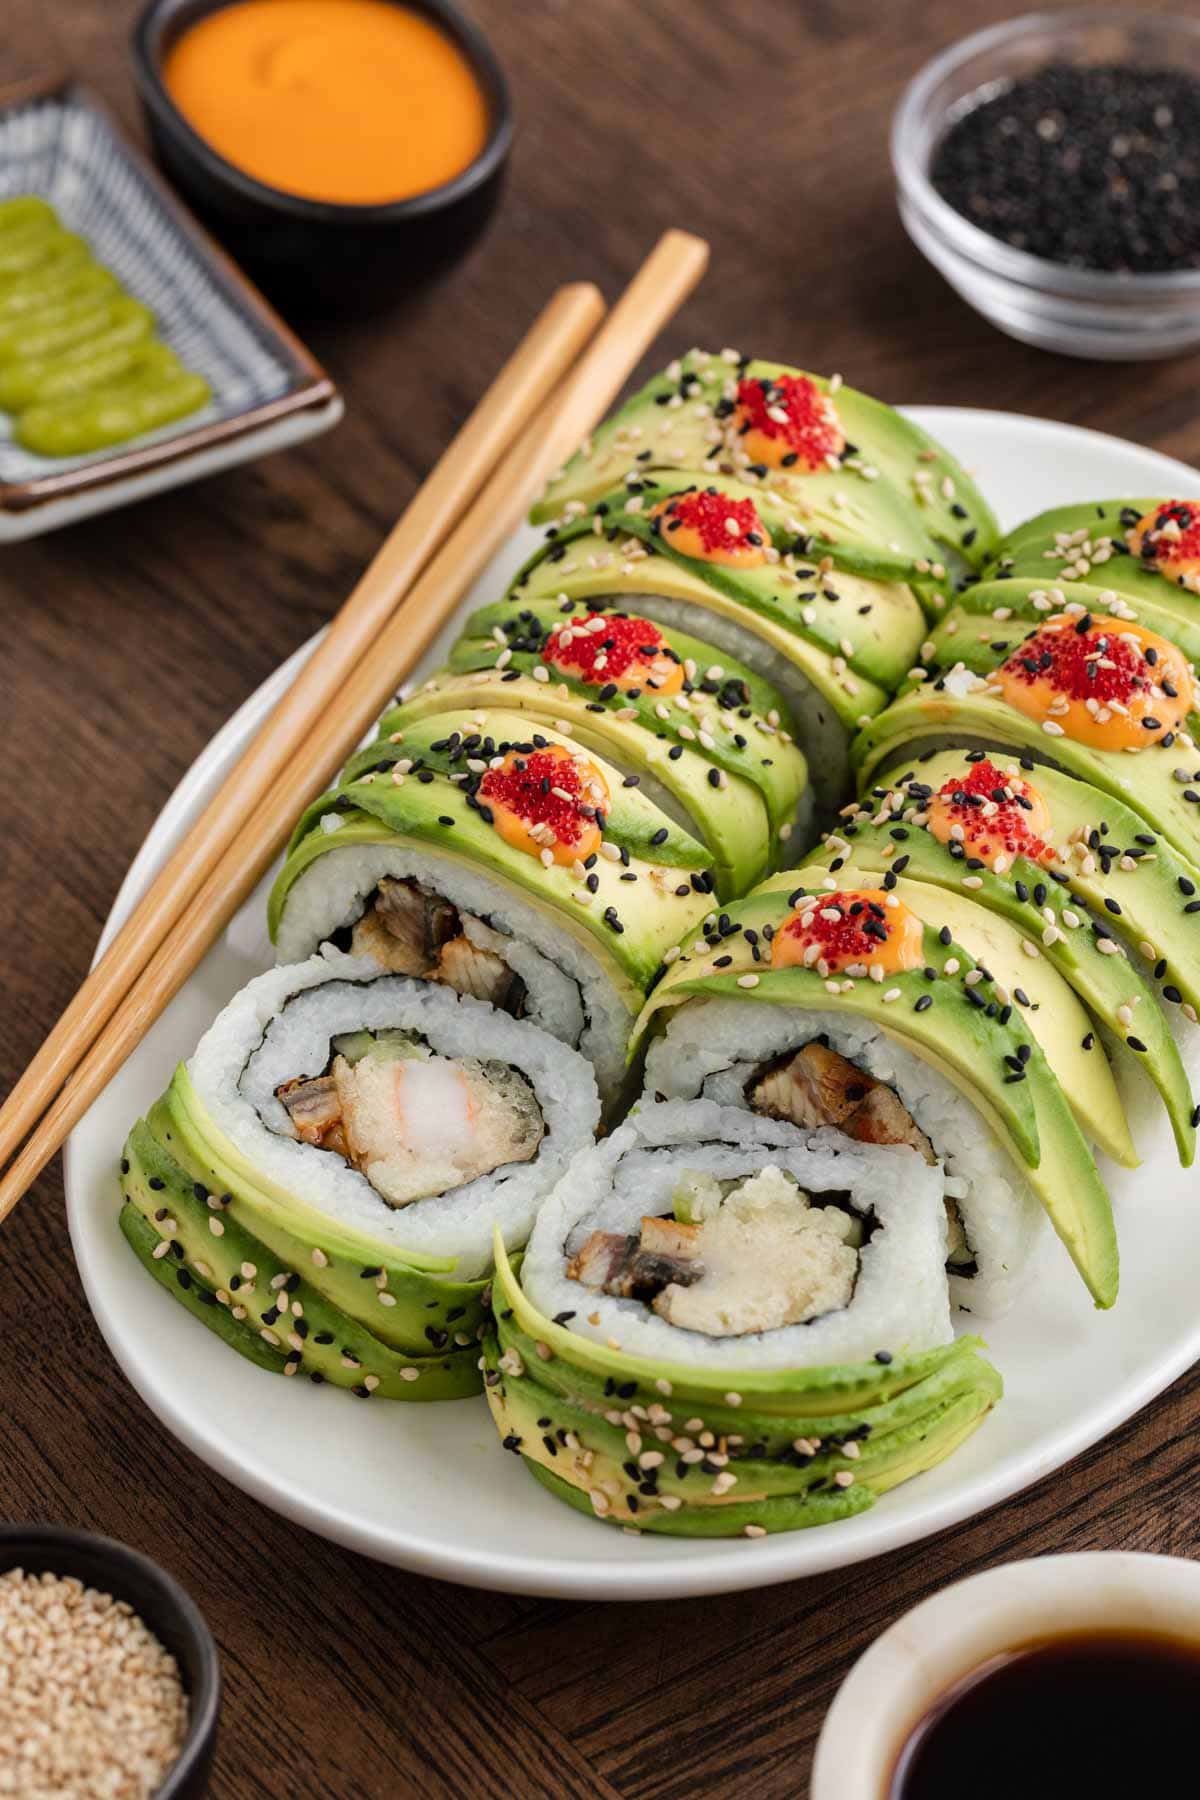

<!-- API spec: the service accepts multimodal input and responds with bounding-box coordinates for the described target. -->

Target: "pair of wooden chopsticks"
[0,229,709,1220]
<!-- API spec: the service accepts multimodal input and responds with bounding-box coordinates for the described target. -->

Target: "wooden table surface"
[4,1,1200,1793]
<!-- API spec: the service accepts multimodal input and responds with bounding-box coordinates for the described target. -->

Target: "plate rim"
[63,405,1200,1598]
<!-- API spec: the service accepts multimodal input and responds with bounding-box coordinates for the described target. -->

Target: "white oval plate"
[63,409,1200,1599]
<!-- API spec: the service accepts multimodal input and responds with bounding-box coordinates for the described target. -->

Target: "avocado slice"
[505,516,888,821]
[532,350,999,580]
[853,672,1200,877]
[940,573,1200,671]
[480,1234,1001,1534]
[817,753,1198,1163]
[540,470,930,686]
[634,886,1119,1309]
[121,1103,484,1401]
[272,715,717,997]
[378,641,804,899]
[989,499,1200,613]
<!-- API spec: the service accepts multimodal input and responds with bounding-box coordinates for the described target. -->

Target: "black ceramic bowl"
[131,0,514,311]
[0,1524,220,1798]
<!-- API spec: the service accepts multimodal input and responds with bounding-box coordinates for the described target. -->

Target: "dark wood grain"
[3,2,1199,1793]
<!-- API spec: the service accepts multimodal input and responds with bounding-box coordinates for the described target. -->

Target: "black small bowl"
[0,1524,220,1798]
[131,0,514,312]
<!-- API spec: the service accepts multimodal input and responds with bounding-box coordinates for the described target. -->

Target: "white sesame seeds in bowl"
[893,11,1200,359]
[0,1525,219,1798]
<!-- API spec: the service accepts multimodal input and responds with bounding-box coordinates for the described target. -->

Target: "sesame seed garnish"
[0,1569,189,1794]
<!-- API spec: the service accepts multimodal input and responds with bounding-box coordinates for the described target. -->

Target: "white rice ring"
[188,949,601,1278]
[521,1096,952,1368]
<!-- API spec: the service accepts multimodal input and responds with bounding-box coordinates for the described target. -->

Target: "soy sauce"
[889,1631,1200,1798]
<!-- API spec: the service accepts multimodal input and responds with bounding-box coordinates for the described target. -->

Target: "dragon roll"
[482,1099,1001,1537]
[119,952,600,1401]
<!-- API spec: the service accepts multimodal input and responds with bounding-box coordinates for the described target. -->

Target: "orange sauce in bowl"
[163,0,491,205]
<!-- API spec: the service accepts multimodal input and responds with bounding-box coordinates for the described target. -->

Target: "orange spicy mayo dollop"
[992,614,1194,751]
[649,488,769,568]
[164,0,489,205]
[771,890,925,976]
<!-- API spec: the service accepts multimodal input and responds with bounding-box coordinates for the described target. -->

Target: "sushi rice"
[520,1097,955,1366]
[191,950,601,1278]
[273,844,634,1107]
[643,1000,1044,1319]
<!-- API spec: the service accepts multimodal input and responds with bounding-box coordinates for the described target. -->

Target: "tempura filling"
[746,1039,974,1272]
[567,1165,861,1337]
[275,1027,544,1208]
[336,876,529,1015]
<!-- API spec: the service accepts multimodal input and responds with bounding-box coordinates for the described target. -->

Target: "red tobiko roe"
[542,612,681,691]
[1129,501,1200,568]
[734,373,845,471]
[770,889,924,974]
[928,760,1055,866]
[1001,619,1155,704]
[478,744,608,865]
[656,486,765,553]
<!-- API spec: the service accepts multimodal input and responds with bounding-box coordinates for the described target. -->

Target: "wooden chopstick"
[0,281,605,1177]
[0,228,709,1220]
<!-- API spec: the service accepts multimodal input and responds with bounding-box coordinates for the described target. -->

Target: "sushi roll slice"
[854,607,1200,874]
[532,349,999,585]
[270,711,718,1109]
[813,750,1198,1165]
[482,1100,1002,1537]
[507,474,929,816]
[119,952,601,1401]
[988,498,1200,612]
[381,603,810,898]
[634,880,1120,1315]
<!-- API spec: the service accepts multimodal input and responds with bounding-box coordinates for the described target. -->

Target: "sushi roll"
[382,603,810,898]
[508,473,929,817]
[481,1099,1002,1537]
[532,349,999,587]
[633,879,1120,1315]
[855,606,1200,874]
[119,951,601,1401]
[270,710,718,1109]
[812,750,1198,1165]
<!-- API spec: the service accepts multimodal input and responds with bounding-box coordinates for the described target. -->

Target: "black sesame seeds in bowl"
[892,9,1200,359]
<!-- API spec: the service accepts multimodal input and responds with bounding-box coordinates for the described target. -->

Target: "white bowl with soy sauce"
[892,9,1200,358]
[812,1552,1200,1799]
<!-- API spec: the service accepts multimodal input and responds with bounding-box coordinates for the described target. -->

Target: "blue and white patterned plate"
[0,76,341,539]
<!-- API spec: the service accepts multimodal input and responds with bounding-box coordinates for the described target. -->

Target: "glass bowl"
[892,9,1200,360]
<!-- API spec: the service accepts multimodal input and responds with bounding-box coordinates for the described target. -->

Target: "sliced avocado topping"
[853,681,1200,877]
[818,760,1197,1164]
[990,500,1200,614]
[531,350,998,580]
[507,507,894,737]
[376,676,787,900]
[790,852,1139,1166]
[480,1235,1000,1533]
[121,1113,482,1401]
[271,739,716,996]
[938,574,1200,668]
